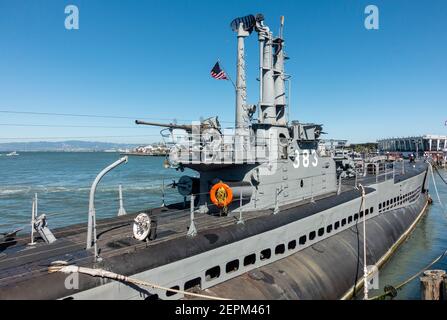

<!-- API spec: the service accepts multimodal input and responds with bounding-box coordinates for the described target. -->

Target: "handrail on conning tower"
[86,156,128,260]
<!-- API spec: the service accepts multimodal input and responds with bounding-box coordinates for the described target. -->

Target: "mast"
[235,22,250,131]
[273,16,287,125]
[255,16,275,125]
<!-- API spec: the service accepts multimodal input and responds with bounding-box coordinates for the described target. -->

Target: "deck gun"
[135,117,221,133]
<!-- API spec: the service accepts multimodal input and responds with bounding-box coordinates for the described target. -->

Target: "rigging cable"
[0,110,234,124]
[368,248,447,300]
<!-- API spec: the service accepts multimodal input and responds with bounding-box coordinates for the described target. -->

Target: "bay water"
[1,152,446,299]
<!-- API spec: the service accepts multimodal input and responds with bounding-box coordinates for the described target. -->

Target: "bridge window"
[342,218,347,226]
[309,231,316,240]
[326,224,333,233]
[334,221,340,230]
[348,216,353,224]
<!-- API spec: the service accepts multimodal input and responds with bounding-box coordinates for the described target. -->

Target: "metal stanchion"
[187,194,197,237]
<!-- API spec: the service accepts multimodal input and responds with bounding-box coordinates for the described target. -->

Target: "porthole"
[318,227,324,237]
[205,266,220,281]
[260,248,271,260]
[275,244,285,255]
[166,286,179,297]
[244,254,256,266]
[226,260,239,273]
[184,277,201,291]
[288,240,296,250]
[144,294,159,300]
[299,235,307,245]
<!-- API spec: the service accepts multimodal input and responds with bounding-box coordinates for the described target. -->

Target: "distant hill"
[0,140,141,152]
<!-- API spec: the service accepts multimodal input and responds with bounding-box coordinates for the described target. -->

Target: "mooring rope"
[433,165,447,185]
[48,263,229,300]
[368,248,447,300]
[429,164,446,211]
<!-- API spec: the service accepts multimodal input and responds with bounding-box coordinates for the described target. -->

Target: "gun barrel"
[135,120,192,131]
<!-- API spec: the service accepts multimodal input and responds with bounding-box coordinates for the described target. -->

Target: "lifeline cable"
[48,263,229,300]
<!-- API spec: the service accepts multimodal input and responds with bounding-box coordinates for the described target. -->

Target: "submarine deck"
[0,161,427,293]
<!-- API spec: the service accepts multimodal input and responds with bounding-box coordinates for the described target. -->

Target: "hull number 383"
[293,149,318,168]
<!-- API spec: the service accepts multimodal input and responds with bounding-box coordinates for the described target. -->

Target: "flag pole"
[217,58,236,89]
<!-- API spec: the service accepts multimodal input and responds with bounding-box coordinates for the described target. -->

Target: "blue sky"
[0,0,446,144]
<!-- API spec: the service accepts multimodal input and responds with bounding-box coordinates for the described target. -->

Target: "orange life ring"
[210,181,233,208]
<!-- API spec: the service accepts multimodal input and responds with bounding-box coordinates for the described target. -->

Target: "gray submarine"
[0,14,430,300]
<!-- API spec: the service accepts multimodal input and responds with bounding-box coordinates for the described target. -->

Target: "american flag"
[210,62,228,80]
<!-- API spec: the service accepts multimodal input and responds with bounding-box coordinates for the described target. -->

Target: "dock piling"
[420,270,445,300]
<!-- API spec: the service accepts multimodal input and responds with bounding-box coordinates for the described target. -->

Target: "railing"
[162,130,290,166]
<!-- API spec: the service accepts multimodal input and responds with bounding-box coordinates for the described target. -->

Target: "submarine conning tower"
[135,14,337,214]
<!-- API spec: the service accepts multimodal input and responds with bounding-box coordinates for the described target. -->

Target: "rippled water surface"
[0,152,189,233]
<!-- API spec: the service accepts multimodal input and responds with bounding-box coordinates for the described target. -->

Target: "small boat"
[6,151,19,157]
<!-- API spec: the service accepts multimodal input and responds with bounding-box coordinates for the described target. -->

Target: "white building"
[378,134,447,154]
